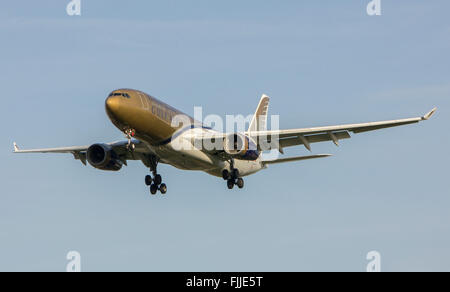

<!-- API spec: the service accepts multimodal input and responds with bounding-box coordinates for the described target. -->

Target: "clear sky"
[0,1,449,271]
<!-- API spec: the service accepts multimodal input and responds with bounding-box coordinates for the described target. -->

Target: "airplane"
[13,89,436,195]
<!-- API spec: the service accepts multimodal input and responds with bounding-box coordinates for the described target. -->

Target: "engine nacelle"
[224,133,260,161]
[87,144,123,171]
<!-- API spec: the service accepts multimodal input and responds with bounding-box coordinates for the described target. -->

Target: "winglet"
[13,142,19,152]
[422,107,437,120]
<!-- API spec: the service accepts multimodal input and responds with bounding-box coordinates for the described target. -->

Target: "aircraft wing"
[254,107,437,152]
[196,108,437,153]
[12,139,147,165]
[13,143,90,154]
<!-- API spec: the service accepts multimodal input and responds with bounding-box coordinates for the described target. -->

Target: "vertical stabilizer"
[248,94,270,133]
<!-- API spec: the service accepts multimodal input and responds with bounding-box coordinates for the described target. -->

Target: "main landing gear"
[144,156,167,195]
[222,158,244,190]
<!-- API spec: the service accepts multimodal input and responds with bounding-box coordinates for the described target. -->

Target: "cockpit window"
[108,92,131,98]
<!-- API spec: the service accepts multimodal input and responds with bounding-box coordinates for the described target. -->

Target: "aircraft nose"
[105,95,121,114]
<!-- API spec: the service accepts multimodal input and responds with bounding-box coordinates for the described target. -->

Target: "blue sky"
[0,1,449,271]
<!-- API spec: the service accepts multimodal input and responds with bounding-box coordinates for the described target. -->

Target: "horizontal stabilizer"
[262,154,332,165]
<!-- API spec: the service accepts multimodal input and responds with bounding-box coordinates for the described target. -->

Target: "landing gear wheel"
[127,143,135,152]
[222,169,230,180]
[227,179,235,190]
[236,178,244,189]
[154,174,162,186]
[231,169,239,180]
[159,183,167,194]
[145,175,153,186]
[150,184,158,195]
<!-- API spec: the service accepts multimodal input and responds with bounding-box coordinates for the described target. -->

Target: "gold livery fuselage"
[105,89,193,145]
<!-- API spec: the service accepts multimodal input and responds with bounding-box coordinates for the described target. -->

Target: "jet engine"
[87,144,123,171]
[224,133,260,161]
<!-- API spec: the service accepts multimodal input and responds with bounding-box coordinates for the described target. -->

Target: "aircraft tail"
[248,94,270,133]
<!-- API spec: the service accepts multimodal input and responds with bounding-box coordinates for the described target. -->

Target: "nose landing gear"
[223,158,244,190]
[125,128,136,151]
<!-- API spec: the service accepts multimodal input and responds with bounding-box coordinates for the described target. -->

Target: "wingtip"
[423,107,437,120]
[13,142,19,152]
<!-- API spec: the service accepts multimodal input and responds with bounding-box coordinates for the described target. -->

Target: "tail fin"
[248,94,270,133]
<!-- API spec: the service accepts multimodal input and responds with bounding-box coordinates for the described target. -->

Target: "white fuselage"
[146,128,265,178]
